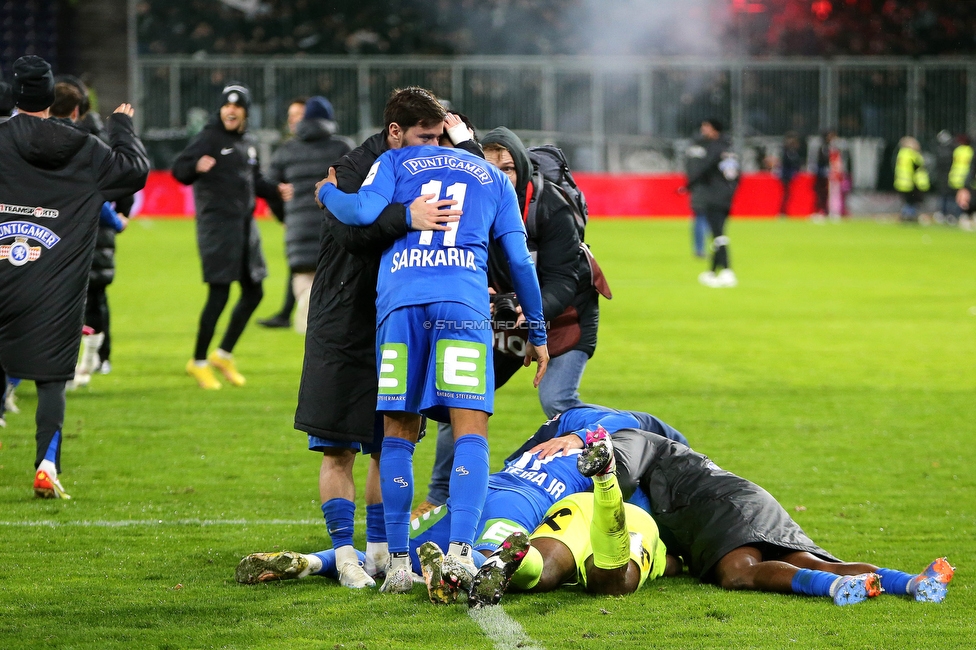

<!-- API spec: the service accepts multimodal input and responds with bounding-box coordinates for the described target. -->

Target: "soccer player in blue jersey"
[318,143,550,594]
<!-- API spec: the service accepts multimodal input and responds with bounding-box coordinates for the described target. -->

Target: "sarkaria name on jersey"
[391,246,477,273]
[0,203,60,219]
[0,221,61,266]
[401,155,494,184]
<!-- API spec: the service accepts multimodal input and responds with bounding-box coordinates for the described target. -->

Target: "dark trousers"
[705,208,731,272]
[194,276,264,360]
[34,380,67,472]
[84,282,112,362]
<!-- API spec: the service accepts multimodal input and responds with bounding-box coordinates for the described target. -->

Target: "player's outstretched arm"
[316,166,390,227]
[497,229,549,386]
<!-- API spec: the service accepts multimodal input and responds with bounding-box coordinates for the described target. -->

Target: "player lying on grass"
[465,427,669,607]
[235,404,686,600]
[515,426,954,606]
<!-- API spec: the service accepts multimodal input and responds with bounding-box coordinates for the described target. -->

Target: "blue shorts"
[376,302,494,423]
[307,413,384,455]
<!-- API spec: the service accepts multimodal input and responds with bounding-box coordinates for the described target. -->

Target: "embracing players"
[316,133,549,593]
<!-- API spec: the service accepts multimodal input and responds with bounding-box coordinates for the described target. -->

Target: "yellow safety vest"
[949,145,973,190]
[894,148,930,193]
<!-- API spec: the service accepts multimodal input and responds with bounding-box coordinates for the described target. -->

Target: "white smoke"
[567,0,731,56]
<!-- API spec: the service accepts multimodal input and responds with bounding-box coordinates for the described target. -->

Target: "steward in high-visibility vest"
[948,142,973,191]
[894,138,930,193]
[895,136,929,221]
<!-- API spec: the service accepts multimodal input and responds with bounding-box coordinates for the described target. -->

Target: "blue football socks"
[447,434,490,547]
[322,498,356,549]
[791,568,839,597]
[876,567,914,595]
[311,549,366,579]
[43,430,62,464]
[365,502,387,544]
[380,437,416,554]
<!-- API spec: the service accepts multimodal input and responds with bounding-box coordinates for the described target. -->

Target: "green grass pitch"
[0,217,973,649]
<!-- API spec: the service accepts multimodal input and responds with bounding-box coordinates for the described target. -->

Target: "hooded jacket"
[0,113,149,381]
[295,131,483,443]
[480,127,597,363]
[685,134,739,213]
[267,118,351,271]
[172,116,283,284]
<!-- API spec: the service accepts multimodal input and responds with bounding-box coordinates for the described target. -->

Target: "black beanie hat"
[12,55,55,112]
[221,82,250,113]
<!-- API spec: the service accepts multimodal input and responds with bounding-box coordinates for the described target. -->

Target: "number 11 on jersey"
[418,179,467,247]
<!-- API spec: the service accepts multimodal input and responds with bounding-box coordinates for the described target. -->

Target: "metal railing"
[136,54,976,174]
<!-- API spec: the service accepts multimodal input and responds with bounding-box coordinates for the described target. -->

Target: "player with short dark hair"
[294,87,480,590]
[317,126,550,594]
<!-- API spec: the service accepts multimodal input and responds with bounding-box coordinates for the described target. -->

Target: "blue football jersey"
[488,448,593,516]
[555,406,642,438]
[359,145,525,323]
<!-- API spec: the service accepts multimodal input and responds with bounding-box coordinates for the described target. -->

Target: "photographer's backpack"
[523,144,611,301]
[525,145,589,241]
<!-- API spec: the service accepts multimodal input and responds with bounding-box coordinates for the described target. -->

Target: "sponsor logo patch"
[0,221,61,266]
[0,203,59,219]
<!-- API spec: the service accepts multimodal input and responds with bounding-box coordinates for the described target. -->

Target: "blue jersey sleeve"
[318,154,398,226]
[99,201,125,232]
[497,230,547,347]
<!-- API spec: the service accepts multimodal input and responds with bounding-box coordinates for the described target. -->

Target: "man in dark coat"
[685,118,739,288]
[172,82,285,389]
[294,87,475,589]
[0,55,150,499]
[267,96,351,333]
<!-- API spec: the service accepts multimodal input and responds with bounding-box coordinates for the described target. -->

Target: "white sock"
[335,545,359,568]
[37,459,57,478]
[194,360,207,368]
[447,542,473,560]
[302,553,322,578]
[366,541,388,563]
[215,349,232,359]
[390,553,411,570]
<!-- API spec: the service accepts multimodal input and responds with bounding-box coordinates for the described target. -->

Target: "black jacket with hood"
[0,113,149,381]
[295,131,483,443]
[685,134,739,213]
[481,127,598,364]
[267,118,351,272]
[172,116,282,284]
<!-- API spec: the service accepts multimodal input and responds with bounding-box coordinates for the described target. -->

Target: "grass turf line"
[0,217,973,649]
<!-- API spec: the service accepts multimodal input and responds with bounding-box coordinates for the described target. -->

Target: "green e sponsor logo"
[476,519,528,547]
[436,339,486,394]
[378,343,407,395]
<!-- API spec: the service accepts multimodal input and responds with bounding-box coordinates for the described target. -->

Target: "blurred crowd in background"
[133,0,976,58]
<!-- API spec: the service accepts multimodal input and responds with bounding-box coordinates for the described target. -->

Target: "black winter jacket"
[0,113,149,381]
[481,127,598,360]
[172,120,282,284]
[268,118,351,272]
[685,135,739,213]
[295,132,484,443]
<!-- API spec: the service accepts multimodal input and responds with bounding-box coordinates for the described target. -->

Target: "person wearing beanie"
[266,96,351,333]
[172,82,286,389]
[0,55,150,500]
